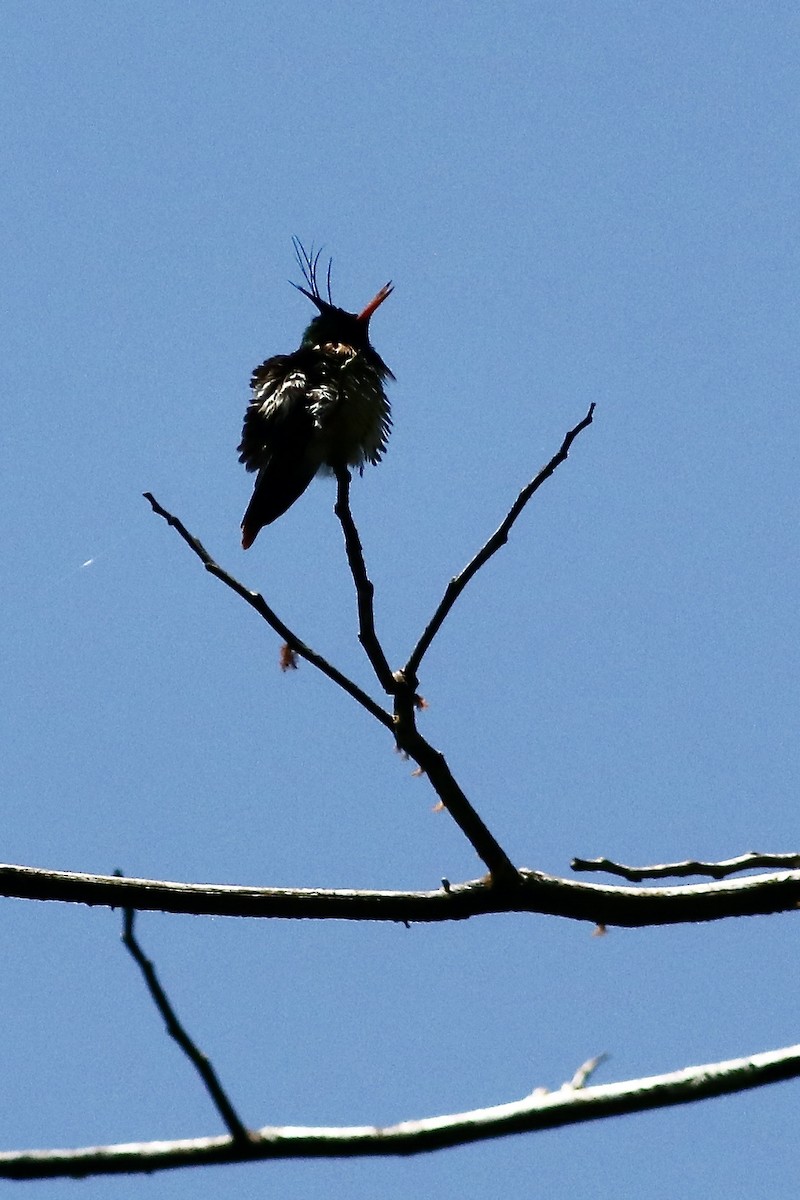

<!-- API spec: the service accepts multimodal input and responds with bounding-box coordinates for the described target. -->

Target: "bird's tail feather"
[241,459,319,549]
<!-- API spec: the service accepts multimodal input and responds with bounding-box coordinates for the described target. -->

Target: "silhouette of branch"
[333,467,395,692]
[391,682,520,884]
[145,494,516,879]
[120,904,252,1144]
[143,493,392,731]
[4,861,800,926]
[405,403,595,678]
[4,1040,799,1178]
[331,466,518,878]
[571,851,800,881]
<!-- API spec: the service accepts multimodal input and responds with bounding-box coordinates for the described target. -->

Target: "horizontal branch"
[3,1041,799,1178]
[572,850,800,881]
[3,861,800,927]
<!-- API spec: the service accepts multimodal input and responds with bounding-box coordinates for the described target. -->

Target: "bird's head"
[291,238,393,355]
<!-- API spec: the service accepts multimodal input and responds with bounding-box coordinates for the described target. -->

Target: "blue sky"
[2,2,799,1196]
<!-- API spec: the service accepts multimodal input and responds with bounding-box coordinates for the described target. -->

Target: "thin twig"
[405,403,595,677]
[121,906,253,1144]
[3,1040,800,1178]
[333,468,395,692]
[143,494,393,731]
[567,1053,608,1090]
[571,851,800,882]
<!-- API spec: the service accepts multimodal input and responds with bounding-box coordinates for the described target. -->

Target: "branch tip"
[406,404,595,676]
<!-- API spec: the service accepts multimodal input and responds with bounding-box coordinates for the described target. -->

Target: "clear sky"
[2,2,799,1197]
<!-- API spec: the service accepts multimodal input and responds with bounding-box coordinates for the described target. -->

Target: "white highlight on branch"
[2,1041,799,1179]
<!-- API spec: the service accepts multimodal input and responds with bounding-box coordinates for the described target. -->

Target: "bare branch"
[143,493,393,731]
[4,861,800,927]
[391,681,520,884]
[145,494,517,880]
[571,851,800,882]
[405,403,595,677]
[330,467,518,878]
[3,1041,799,1178]
[333,467,395,692]
[120,905,252,1144]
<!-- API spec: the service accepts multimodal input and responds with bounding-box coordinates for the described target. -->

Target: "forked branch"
[3,1040,799,1178]
[145,492,517,880]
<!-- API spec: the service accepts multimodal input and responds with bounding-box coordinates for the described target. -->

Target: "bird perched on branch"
[238,240,394,549]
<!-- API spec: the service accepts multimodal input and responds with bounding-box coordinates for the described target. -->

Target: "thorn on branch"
[568,1053,609,1090]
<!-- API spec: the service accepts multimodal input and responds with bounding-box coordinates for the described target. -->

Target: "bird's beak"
[357,282,393,322]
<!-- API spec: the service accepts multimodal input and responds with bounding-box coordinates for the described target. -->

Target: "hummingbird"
[238,240,394,549]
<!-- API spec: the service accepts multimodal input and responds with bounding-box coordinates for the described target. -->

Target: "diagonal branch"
[143,494,393,731]
[120,904,252,1144]
[405,403,595,677]
[392,682,519,884]
[572,850,800,881]
[333,467,395,692]
[3,1040,800,1178]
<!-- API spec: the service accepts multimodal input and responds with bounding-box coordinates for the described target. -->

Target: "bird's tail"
[241,458,319,549]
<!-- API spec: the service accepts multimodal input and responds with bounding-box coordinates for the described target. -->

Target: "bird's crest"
[291,237,394,322]
[291,237,334,310]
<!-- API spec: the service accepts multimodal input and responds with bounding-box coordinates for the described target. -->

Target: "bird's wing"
[238,356,312,472]
[238,354,326,547]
